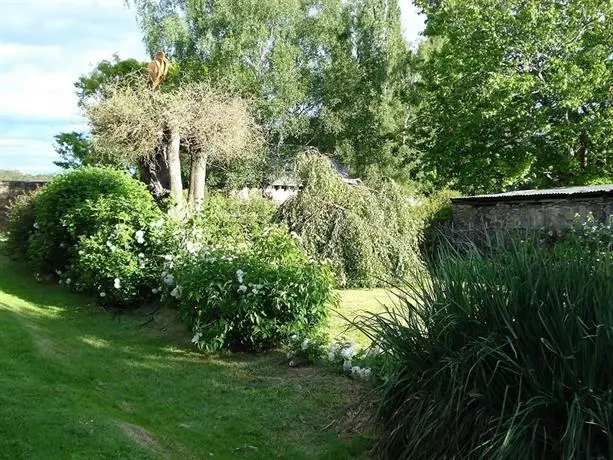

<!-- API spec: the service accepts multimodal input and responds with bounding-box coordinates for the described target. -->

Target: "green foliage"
[168,227,336,351]
[277,153,424,288]
[63,215,173,307]
[414,0,613,193]
[5,189,41,257]
[53,131,95,170]
[26,167,161,274]
[357,235,613,459]
[129,0,418,183]
[189,193,277,249]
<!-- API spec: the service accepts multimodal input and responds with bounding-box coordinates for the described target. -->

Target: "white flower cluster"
[328,341,374,379]
[135,230,145,244]
[191,331,202,344]
[170,285,182,299]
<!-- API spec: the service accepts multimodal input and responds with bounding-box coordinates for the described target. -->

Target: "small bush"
[358,235,613,459]
[5,188,41,258]
[168,227,336,351]
[277,152,424,288]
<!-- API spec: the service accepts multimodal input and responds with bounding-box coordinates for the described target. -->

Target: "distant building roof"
[453,184,613,204]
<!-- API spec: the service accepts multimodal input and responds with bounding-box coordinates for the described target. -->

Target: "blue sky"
[0,0,425,174]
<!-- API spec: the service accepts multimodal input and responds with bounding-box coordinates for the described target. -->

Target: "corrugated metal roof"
[452,184,613,203]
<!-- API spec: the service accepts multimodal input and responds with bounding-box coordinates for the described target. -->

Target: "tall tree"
[414,0,613,193]
[128,0,418,183]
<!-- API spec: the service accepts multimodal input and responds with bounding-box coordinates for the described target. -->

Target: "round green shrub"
[26,166,161,274]
[167,226,336,351]
[276,152,424,288]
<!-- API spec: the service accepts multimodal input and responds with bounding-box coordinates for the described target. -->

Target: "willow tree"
[86,77,262,211]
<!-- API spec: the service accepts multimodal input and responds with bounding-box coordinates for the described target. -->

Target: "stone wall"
[0,180,47,231]
[452,196,613,231]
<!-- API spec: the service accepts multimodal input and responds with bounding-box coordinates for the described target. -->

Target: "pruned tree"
[85,76,262,212]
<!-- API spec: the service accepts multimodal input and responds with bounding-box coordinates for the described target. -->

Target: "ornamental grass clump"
[357,236,613,459]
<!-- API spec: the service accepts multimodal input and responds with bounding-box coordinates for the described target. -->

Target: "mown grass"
[0,250,380,459]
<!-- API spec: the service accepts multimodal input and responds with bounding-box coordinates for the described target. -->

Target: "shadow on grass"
[0,252,377,459]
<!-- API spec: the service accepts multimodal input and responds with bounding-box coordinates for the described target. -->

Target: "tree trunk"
[167,127,184,209]
[138,144,171,199]
[188,152,207,210]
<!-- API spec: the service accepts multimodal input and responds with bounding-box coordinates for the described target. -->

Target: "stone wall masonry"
[0,180,47,231]
[452,196,613,231]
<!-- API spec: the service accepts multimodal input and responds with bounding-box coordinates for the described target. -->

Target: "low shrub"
[5,188,41,258]
[277,152,425,288]
[167,226,336,351]
[358,235,613,459]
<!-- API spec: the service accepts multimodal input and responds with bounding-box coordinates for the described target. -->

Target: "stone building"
[451,184,613,231]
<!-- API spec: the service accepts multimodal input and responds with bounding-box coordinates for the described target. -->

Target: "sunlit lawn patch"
[0,251,376,459]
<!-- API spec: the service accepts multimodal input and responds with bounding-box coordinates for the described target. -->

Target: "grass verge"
[0,251,377,459]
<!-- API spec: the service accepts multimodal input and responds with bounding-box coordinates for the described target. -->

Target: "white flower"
[152,288,159,294]
[351,366,361,375]
[237,285,248,294]
[287,351,294,359]
[114,278,121,289]
[135,230,145,244]
[185,240,196,254]
[55,269,62,275]
[106,241,116,251]
[163,273,174,286]
[340,344,356,360]
[65,278,71,285]
[191,332,202,344]
[100,292,106,298]
[288,360,296,367]
[170,285,182,299]
[301,338,310,351]
[361,368,372,378]
[78,250,84,256]
[138,252,145,258]
[33,222,39,229]
[367,345,383,357]
[290,334,298,341]
[328,343,339,352]
[163,254,173,261]
[342,360,352,371]
[328,351,336,362]
[251,288,259,295]
[236,269,244,283]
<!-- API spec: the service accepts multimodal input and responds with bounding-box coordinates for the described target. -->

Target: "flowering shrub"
[25,167,162,274]
[7,167,182,307]
[168,226,337,351]
[285,332,328,366]
[62,216,177,307]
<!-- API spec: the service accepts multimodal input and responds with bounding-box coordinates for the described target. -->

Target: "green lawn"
[0,251,387,459]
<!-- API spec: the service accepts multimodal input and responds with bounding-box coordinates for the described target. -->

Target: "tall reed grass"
[358,235,613,459]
